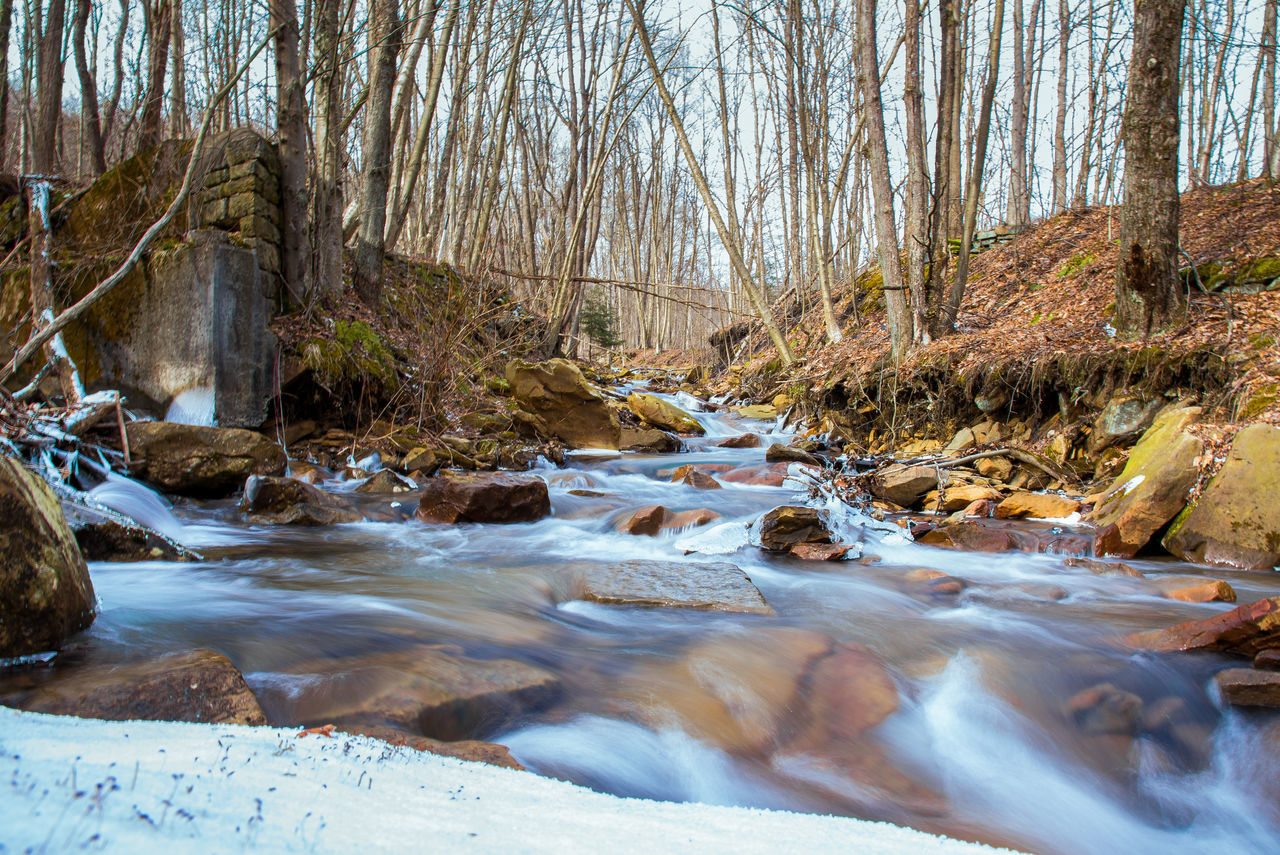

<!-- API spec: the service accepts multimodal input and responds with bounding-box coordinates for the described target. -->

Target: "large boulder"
[240,475,363,525]
[505,359,620,449]
[626,393,704,435]
[1163,424,1280,570]
[6,649,266,725]
[417,472,550,523]
[758,506,833,552]
[1085,407,1202,557]
[0,458,96,657]
[126,422,286,496]
[571,560,773,615]
[1123,596,1280,657]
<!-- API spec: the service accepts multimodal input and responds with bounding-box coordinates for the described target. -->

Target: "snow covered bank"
[1,707,1022,854]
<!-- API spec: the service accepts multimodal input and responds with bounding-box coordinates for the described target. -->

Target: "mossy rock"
[1238,383,1279,420]
[301,320,398,390]
[1243,256,1280,283]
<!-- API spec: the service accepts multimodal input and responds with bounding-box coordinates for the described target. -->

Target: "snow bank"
[1,708,1022,854]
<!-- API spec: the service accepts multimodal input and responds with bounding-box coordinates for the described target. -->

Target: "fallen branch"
[0,27,278,386]
[893,446,1077,486]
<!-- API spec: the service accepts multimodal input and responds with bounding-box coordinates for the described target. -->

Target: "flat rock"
[1157,577,1237,603]
[670,464,722,489]
[715,433,761,449]
[918,521,1015,553]
[1214,668,1280,707]
[505,359,621,449]
[1123,596,1280,657]
[417,472,550,524]
[925,484,1002,513]
[758,506,833,552]
[995,492,1081,520]
[870,465,939,508]
[0,457,95,657]
[789,542,855,561]
[356,469,415,493]
[626,393,704,435]
[241,475,363,525]
[7,649,265,725]
[573,560,773,615]
[126,422,286,497]
[620,428,681,452]
[339,724,524,770]
[1086,407,1202,558]
[1163,424,1280,570]
[735,404,778,420]
[765,443,821,466]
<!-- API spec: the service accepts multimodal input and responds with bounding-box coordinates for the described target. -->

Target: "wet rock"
[924,484,1002,513]
[670,465,722,490]
[735,404,778,420]
[0,457,95,657]
[403,447,442,475]
[287,460,328,483]
[1063,556,1144,578]
[573,560,773,615]
[975,456,1013,482]
[505,358,621,449]
[241,475,363,525]
[417,472,550,524]
[666,508,721,529]
[918,521,1015,553]
[1255,649,1280,670]
[1065,683,1143,735]
[869,465,939,508]
[1123,596,1280,657]
[277,646,561,740]
[716,433,761,449]
[355,469,415,493]
[995,492,1081,520]
[339,724,524,770]
[961,498,994,517]
[720,462,791,486]
[126,422,286,497]
[7,649,265,725]
[1157,577,1237,603]
[617,505,667,535]
[758,506,833,552]
[790,542,855,561]
[1086,407,1203,557]
[626,393,705,435]
[73,521,185,562]
[1162,424,1280,571]
[904,568,968,595]
[1089,395,1163,453]
[1213,668,1280,707]
[620,428,681,452]
[765,443,821,466]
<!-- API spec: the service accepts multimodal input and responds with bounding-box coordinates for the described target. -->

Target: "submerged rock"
[1086,407,1202,558]
[6,649,266,725]
[126,422,286,497]
[572,560,773,615]
[416,472,550,524]
[716,433,761,449]
[918,521,1015,553]
[0,457,96,657]
[758,506,833,552]
[505,359,621,449]
[241,475,363,525]
[626,393,704,435]
[1162,424,1280,571]
[1213,669,1280,708]
[1123,596,1280,657]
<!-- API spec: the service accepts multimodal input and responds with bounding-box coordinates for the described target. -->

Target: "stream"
[15,385,1280,855]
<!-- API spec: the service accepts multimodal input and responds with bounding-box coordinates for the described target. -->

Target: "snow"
[1,707,1022,854]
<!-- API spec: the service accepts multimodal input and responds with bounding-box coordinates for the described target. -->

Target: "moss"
[1238,383,1279,420]
[1058,251,1095,278]
[301,320,397,390]
[1244,256,1280,282]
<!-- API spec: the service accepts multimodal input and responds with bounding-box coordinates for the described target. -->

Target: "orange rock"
[670,464,722,490]
[1161,578,1237,604]
[665,508,721,529]
[994,491,1081,520]
[790,542,854,561]
[617,505,668,535]
[918,521,1015,553]
[1123,596,1280,656]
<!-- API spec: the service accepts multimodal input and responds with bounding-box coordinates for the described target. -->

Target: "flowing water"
[14,387,1280,855]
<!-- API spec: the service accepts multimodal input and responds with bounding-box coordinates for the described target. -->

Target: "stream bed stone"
[571,560,774,615]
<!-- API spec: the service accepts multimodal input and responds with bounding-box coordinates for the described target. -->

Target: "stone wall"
[194,132,283,298]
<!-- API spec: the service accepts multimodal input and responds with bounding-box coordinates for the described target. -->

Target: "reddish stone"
[340,724,525,770]
[1123,596,1280,657]
[790,542,854,561]
[670,465,722,490]
[665,508,721,529]
[417,472,550,524]
[716,433,762,449]
[719,463,790,486]
[618,505,668,535]
[918,521,1015,553]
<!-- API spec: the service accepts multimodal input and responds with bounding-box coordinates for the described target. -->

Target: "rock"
[617,505,667,535]
[1123,596,1280,657]
[904,568,968,595]
[277,646,560,740]
[417,472,550,524]
[925,484,1002,513]
[666,508,721,529]
[918,521,1015,553]
[1086,407,1203,557]
[1162,424,1280,571]
[764,443,821,466]
[944,427,977,454]
[720,463,791,487]
[626,393,705,435]
[758,506,833,552]
[869,465,939,508]
[975,456,1013,482]
[403,447,441,475]
[1158,577,1237,603]
[620,428,681,452]
[0,458,96,657]
[1256,650,1280,670]
[1065,683,1143,735]
[961,498,994,517]
[355,469,415,493]
[735,404,778,420]
[126,422,286,497]
[339,724,524,770]
[1213,669,1280,707]
[716,433,761,449]
[995,492,1081,520]
[790,542,855,561]
[1064,556,1144,578]
[1046,433,1072,465]
[241,475,363,525]
[73,521,185,562]
[9,649,265,725]
[572,560,773,615]
[670,465,722,489]
[1093,448,1128,482]
[505,359,621,449]
[1088,395,1163,453]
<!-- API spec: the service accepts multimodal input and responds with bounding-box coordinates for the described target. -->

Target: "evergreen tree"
[579,289,624,350]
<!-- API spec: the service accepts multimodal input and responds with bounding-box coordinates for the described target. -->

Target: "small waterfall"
[86,472,186,542]
[165,386,217,426]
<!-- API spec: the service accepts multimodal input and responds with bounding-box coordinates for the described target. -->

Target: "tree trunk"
[72,0,107,175]
[1115,0,1185,339]
[138,0,172,152]
[272,0,310,303]
[1052,0,1068,211]
[0,0,11,172]
[903,0,930,342]
[33,0,68,173]
[1264,0,1277,176]
[352,0,403,307]
[311,0,344,297]
[1006,0,1028,227]
[925,0,959,337]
